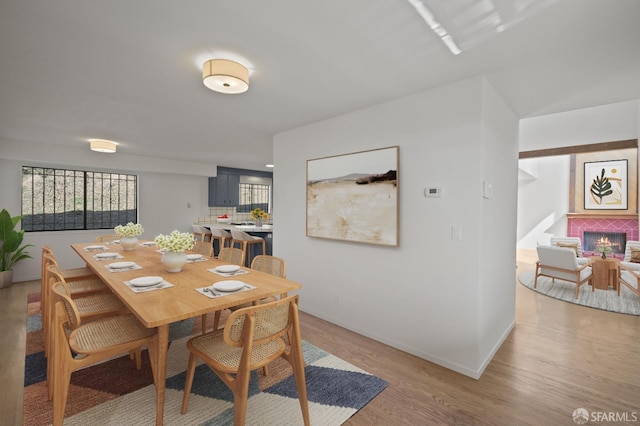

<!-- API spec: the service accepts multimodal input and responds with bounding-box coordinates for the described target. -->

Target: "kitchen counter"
[200,222,273,233]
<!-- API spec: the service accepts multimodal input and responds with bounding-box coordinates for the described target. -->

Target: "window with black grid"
[21,166,137,232]
[238,182,270,213]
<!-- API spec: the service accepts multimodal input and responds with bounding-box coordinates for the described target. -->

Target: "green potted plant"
[0,209,33,288]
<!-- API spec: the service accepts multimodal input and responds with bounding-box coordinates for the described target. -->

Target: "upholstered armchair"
[549,236,590,265]
[617,241,640,298]
[535,245,594,298]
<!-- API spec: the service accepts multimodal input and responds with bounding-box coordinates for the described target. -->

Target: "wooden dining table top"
[71,241,302,328]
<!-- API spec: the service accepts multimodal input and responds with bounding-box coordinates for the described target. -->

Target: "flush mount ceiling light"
[89,139,117,153]
[202,59,249,94]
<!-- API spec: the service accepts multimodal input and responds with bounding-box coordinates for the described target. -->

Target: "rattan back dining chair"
[182,295,309,426]
[193,241,213,257]
[251,255,286,278]
[94,234,121,243]
[218,247,245,266]
[44,264,128,399]
[49,281,157,426]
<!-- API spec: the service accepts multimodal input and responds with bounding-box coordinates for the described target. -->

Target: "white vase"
[162,251,187,272]
[120,236,139,251]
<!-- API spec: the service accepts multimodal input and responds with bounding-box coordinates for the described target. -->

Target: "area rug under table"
[24,293,387,425]
[518,270,640,315]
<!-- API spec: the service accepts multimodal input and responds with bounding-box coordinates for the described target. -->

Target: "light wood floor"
[2,250,638,425]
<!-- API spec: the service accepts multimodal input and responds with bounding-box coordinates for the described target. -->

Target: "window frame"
[21,165,138,232]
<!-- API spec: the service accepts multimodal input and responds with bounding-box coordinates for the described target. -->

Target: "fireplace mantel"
[567,213,638,220]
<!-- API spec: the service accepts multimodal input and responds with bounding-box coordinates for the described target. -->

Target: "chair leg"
[181,353,198,414]
[213,310,222,331]
[201,313,208,334]
[232,369,252,426]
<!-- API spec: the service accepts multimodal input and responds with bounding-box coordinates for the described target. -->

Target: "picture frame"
[306,146,399,246]
[584,159,628,210]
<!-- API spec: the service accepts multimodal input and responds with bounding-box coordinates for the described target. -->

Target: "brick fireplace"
[567,215,639,259]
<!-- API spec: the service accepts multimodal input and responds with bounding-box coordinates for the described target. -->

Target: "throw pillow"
[630,248,640,263]
[555,242,579,257]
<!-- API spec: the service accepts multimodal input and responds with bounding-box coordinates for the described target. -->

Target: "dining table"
[71,241,302,425]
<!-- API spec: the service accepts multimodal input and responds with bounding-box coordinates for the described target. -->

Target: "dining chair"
[44,264,129,399]
[49,280,158,426]
[193,241,213,257]
[210,227,232,257]
[207,255,286,335]
[251,255,286,278]
[93,234,121,243]
[192,224,212,243]
[40,248,108,340]
[218,247,245,266]
[182,295,310,426]
[230,229,265,267]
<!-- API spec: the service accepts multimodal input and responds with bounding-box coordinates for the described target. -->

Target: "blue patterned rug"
[518,270,640,315]
[24,293,388,425]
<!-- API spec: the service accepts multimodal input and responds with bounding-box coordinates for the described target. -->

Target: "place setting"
[124,275,174,293]
[94,252,124,261]
[196,280,255,298]
[104,261,143,273]
[186,253,208,263]
[84,245,107,252]
[208,264,249,277]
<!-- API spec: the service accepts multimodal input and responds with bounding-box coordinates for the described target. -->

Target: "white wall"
[0,141,212,282]
[517,156,571,248]
[274,76,518,378]
[519,100,639,151]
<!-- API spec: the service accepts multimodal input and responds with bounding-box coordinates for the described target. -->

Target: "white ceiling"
[1,0,639,171]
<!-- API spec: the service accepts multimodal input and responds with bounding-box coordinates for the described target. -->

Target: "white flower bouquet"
[154,230,195,252]
[114,222,144,237]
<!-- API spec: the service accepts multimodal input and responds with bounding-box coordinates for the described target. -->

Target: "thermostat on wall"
[424,187,442,198]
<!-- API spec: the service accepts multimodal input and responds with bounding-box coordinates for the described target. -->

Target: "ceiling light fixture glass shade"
[89,139,117,153]
[202,59,249,94]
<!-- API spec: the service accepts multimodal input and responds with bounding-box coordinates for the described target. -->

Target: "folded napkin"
[84,245,107,252]
[139,241,156,247]
[105,240,120,245]
[187,257,208,263]
[94,253,124,261]
[207,268,250,277]
[105,263,142,273]
[124,279,173,293]
[196,283,256,299]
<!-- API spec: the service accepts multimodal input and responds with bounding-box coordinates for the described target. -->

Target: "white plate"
[186,254,202,260]
[85,245,106,250]
[213,280,244,292]
[215,265,240,273]
[108,261,135,269]
[96,252,118,259]
[129,276,163,287]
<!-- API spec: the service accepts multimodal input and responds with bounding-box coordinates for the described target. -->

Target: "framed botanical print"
[584,159,628,210]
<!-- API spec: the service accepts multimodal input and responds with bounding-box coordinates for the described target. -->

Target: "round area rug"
[518,270,640,316]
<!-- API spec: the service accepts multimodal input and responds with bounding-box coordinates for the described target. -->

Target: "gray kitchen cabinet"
[208,174,240,206]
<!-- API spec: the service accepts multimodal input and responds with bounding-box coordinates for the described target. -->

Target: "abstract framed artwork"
[306,146,399,246]
[584,159,628,210]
